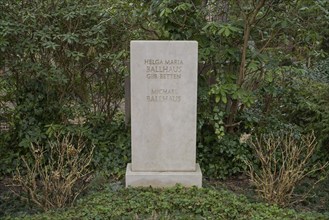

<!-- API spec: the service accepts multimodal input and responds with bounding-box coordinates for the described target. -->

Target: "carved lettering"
[147,95,181,102]
[160,74,181,79]
[144,59,163,65]
[146,74,158,79]
[151,89,177,95]
[144,59,183,65]
[164,59,183,65]
[144,58,184,102]
[146,66,182,73]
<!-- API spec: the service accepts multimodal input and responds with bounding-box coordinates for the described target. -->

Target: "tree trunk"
[226,0,266,133]
[226,21,251,133]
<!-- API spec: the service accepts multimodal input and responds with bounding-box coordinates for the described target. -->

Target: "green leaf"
[222,95,227,104]
[215,95,220,103]
[224,28,231,37]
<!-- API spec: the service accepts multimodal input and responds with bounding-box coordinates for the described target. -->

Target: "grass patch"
[4,184,329,220]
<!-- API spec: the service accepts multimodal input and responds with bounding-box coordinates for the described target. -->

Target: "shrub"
[287,61,329,159]
[197,75,252,179]
[0,0,144,175]
[198,134,251,179]
[45,112,131,179]
[245,131,328,206]
[11,133,94,211]
[5,185,329,219]
[249,63,329,161]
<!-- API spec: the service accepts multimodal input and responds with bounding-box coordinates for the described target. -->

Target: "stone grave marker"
[125,40,202,187]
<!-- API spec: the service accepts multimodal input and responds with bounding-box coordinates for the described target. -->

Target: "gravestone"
[125,41,202,187]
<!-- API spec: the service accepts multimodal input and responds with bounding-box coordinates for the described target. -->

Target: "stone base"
[125,163,202,188]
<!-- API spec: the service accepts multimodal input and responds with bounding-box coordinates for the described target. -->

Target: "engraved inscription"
[146,73,181,79]
[146,66,182,73]
[151,89,177,95]
[147,96,181,102]
[144,59,183,80]
[144,59,184,102]
[146,88,181,102]
[144,59,183,65]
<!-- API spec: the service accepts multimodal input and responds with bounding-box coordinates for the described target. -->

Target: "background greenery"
[0,0,328,218]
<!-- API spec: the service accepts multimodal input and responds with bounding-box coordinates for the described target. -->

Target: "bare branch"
[10,133,95,211]
[245,131,329,206]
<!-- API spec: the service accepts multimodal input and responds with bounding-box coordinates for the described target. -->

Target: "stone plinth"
[125,163,202,187]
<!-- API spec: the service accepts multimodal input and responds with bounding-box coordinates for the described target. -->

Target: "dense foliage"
[150,0,329,178]
[0,0,141,175]
[0,1,328,216]
[0,0,328,178]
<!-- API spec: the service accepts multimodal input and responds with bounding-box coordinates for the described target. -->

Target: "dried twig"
[10,133,95,211]
[245,131,329,206]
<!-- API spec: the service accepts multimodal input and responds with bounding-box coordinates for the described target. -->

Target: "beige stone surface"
[125,163,202,188]
[130,41,198,172]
